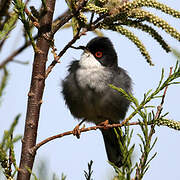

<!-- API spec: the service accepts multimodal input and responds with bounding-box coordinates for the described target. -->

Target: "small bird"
[62,37,132,167]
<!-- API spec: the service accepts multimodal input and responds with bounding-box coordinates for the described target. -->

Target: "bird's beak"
[78,46,89,53]
[78,46,91,55]
[70,45,91,55]
[83,47,90,53]
[83,47,92,58]
[70,45,87,51]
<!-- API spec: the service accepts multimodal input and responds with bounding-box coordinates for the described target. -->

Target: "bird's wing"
[112,67,132,92]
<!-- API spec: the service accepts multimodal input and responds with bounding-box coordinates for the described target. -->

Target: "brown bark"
[17,1,56,179]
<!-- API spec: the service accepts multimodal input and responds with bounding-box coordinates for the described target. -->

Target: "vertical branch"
[17,0,56,180]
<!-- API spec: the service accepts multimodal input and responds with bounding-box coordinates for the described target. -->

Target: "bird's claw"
[98,120,109,130]
[72,119,86,139]
[72,124,81,139]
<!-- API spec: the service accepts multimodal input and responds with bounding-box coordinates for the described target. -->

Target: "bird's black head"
[86,37,118,67]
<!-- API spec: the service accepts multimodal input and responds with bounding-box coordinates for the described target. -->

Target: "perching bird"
[62,37,132,167]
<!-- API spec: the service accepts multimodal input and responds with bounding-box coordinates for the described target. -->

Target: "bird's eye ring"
[95,51,103,58]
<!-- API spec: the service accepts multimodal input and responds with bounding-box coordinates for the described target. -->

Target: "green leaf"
[1,114,20,149]
[71,17,80,37]
[172,48,180,60]
[26,166,39,180]
[0,13,18,40]
[0,67,9,105]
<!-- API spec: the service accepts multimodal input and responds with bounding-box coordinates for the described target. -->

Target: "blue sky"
[0,0,180,179]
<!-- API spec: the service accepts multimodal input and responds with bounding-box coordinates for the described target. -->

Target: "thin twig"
[0,10,71,68]
[8,134,13,178]
[45,28,87,78]
[148,66,173,138]
[161,67,173,106]
[51,0,88,35]
[0,1,102,70]
[24,7,40,29]
[45,11,106,78]
[31,68,174,156]
[0,39,34,69]
[150,66,173,145]
[12,59,29,65]
[135,66,173,180]
[31,121,145,153]
[90,12,95,25]
[70,45,86,50]
[25,0,31,6]
[93,14,108,25]
[152,67,173,124]
[45,0,91,78]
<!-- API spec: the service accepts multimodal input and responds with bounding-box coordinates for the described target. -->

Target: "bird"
[62,37,132,167]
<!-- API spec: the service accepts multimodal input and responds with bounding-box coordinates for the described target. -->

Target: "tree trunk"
[17,1,56,179]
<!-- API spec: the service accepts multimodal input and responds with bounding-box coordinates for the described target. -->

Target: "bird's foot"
[98,120,109,130]
[72,124,81,139]
[72,119,86,139]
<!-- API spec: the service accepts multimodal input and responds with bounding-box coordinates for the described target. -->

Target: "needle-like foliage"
[0,114,22,179]
[110,62,180,179]
[63,0,180,65]
[1,1,179,179]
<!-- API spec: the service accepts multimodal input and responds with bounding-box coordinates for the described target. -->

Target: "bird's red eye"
[95,51,103,58]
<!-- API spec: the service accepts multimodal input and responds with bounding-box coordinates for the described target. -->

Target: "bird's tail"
[101,127,124,167]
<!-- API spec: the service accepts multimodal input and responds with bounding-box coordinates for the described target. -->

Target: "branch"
[160,67,173,106]
[0,39,34,69]
[17,0,56,179]
[135,66,173,180]
[51,0,89,35]
[45,0,92,78]
[45,9,106,78]
[150,66,173,137]
[0,0,89,69]
[24,7,40,29]
[31,121,142,153]
[148,66,173,139]
[0,10,71,69]
[45,28,87,78]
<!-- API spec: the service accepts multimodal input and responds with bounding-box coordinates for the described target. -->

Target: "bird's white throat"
[76,52,112,92]
[79,51,102,69]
